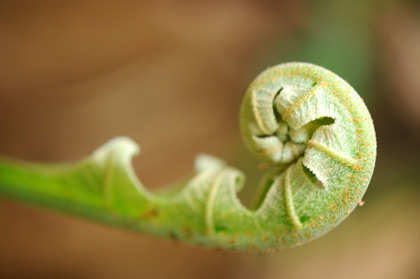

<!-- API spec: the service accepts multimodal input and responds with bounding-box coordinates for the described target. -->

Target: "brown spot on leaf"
[142,209,159,219]
[169,232,179,241]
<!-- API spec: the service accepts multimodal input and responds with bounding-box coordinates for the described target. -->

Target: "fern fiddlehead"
[0,62,376,252]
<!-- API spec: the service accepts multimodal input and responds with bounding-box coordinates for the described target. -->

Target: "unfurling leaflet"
[0,62,376,252]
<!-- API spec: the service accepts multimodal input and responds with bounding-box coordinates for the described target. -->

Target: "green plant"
[0,62,376,252]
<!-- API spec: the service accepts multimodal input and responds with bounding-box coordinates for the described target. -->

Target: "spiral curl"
[239,62,376,239]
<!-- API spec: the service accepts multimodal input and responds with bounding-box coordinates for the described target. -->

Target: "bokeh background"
[1,1,420,278]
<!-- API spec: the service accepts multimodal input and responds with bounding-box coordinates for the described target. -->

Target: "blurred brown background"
[1,1,420,278]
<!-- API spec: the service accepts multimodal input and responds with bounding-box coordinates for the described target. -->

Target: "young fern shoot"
[0,62,376,252]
